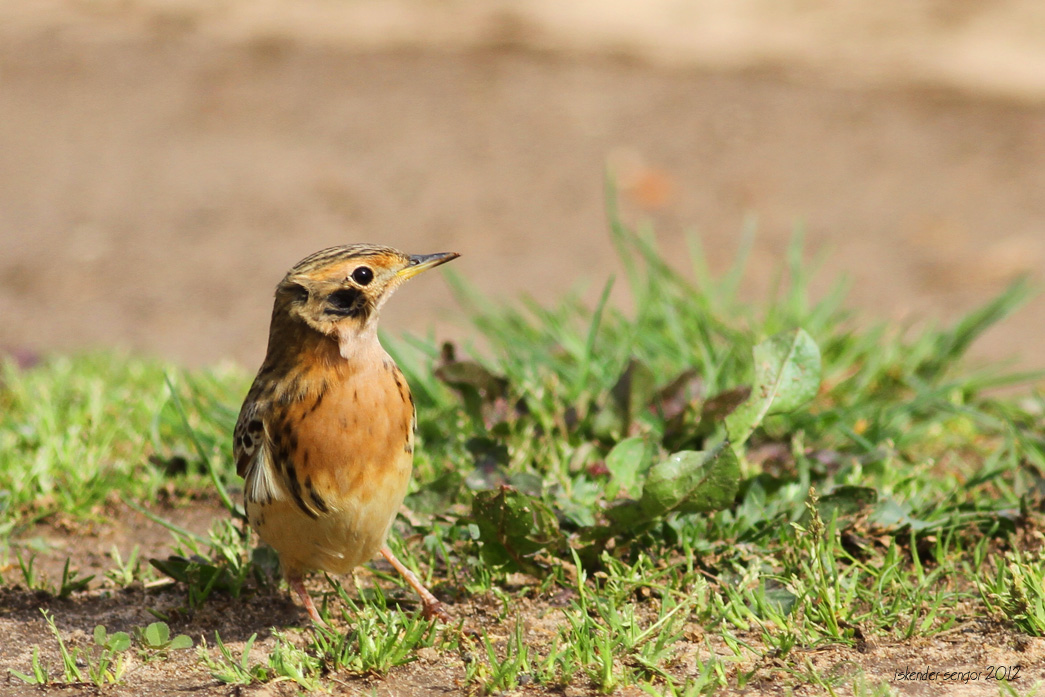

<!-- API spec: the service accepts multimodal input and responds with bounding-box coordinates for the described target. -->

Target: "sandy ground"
[3,501,1044,697]
[1,3,1044,375]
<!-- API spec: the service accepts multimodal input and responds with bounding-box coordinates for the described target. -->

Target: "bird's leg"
[287,573,323,624]
[380,545,449,621]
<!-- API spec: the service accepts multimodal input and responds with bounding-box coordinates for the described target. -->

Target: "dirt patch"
[12,497,223,585]
[3,504,1043,696]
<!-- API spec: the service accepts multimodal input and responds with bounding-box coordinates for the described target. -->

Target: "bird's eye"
[351,266,374,286]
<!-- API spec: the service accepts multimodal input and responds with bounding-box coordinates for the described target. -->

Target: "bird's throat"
[337,319,381,362]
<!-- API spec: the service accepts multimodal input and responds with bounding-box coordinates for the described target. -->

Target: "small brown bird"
[234,244,459,622]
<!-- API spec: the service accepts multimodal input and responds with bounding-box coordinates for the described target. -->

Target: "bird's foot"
[288,573,324,625]
[380,544,450,622]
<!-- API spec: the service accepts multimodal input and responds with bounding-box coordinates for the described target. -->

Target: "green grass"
[0,354,245,524]
[3,198,1045,693]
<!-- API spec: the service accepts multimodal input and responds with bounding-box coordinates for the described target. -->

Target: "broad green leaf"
[149,556,233,591]
[814,486,877,525]
[250,545,280,578]
[603,499,648,529]
[508,472,545,496]
[434,357,509,423]
[591,404,624,442]
[169,634,193,650]
[611,359,657,426]
[604,436,651,500]
[639,443,740,517]
[667,386,752,450]
[434,360,508,400]
[725,328,822,451]
[869,498,936,532]
[143,622,170,647]
[652,368,702,421]
[471,488,563,573]
[593,359,657,440]
[405,470,463,515]
[760,585,798,617]
[108,632,132,652]
[699,387,752,428]
[463,437,511,491]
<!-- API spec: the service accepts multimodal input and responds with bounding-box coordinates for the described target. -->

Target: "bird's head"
[272,244,459,355]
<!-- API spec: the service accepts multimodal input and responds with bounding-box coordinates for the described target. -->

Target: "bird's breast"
[281,356,415,512]
[251,354,416,574]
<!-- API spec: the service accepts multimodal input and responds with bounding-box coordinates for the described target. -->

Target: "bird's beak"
[397,251,460,280]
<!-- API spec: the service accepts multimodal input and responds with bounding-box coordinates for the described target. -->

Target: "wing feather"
[234,400,286,505]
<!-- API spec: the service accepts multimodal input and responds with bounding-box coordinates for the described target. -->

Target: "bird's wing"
[234,399,286,505]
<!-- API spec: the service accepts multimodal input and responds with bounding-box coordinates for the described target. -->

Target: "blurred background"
[2,0,1044,371]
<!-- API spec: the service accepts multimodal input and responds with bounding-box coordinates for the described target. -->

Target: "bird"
[233,244,459,623]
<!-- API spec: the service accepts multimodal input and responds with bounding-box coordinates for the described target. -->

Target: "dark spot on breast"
[286,463,318,519]
[305,476,329,514]
[281,378,302,402]
[241,434,253,449]
[271,428,292,472]
[404,441,413,454]
[247,419,263,434]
